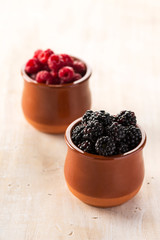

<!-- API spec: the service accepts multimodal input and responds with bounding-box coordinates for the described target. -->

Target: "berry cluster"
[25,49,86,85]
[71,110,142,156]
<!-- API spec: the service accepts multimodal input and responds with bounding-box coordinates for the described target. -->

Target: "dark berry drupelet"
[83,121,104,141]
[71,124,84,145]
[78,140,94,153]
[116,110,137,126]
[95,136,116,156]
[125,125,142,149]
[106,122,126,142]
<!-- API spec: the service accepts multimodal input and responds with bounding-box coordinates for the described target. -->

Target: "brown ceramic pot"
[64,118,147,207]
[21,58,91,133]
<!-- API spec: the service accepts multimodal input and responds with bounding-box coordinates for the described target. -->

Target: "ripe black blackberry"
[91,110,113,126]
[116,110,137,126]
[71,124,84,145]
[82,110,113,127]
[106,122,126,142]
[82,110,93,124]
[125,125,142,149]
[116,142,129,154]
[83,120,104,141]
[71,109,142,156]
[78,140,94,153]
[95,136,116,156]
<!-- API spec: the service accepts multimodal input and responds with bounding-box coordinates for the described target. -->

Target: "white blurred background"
[1,0,160,115]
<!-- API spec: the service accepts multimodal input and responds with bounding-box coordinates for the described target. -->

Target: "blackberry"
[71,124,84,145]
[116,110,137,126]
[91,111,113,126]
[78,140,94,153]
[95,136,116,156]
[83,121,104,141]
[71,110,142,156]
[125,125,142,149]
[111,115,117,122]
[82,110,94,124]
[106,122,126,142]
[82,110,113,127]
[116,142,129,154]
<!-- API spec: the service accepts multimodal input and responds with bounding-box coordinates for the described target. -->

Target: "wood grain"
[0,0,160,239]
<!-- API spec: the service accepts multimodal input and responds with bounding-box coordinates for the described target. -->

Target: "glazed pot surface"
[64,118,146,207]
[21,60,92,133]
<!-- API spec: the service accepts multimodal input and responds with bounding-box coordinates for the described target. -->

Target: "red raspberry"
[25,58,41,74]
[59,54,73,66]
[48,54,63,71]
[73,60,86,75]
[46,77,60,85]
[38,49,54,64]
[49,70,61,84]
[42,64,50,71]
[58,66,75,83]
[50,70,58,79]
[33,49,43,59]
[73,73,82,81]
[36,70,53,83]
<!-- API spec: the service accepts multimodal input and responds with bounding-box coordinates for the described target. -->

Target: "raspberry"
[50,70,58,79]
[58,66,75,83]
[117,110,137,126]
[38,49,54,64]
[59,54,73,66]
[33,49,43,59]
[36,70,53,83]
[42,64,50,71]
[78,140,94,153]
[46,78,60,85]
[47,71,60,85]
[48,54,63,71]
[73,73,82,81]
[25,58,41,74]
[73,60,86,75]
[95,136,116,156]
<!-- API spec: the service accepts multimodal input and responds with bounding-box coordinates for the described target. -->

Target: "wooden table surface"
[0,0,160,239]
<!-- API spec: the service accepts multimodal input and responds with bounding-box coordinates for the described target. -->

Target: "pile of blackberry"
[71,110,142,156]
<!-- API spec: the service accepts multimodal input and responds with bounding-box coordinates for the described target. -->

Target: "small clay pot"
[21,58,91,133]
[64,118,147,207]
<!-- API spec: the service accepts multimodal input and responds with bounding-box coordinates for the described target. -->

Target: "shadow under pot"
[21,58,92,133]
[64,118,147,208]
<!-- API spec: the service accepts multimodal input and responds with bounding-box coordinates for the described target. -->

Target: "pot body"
[64,119,146,207]
[21,72,91,133]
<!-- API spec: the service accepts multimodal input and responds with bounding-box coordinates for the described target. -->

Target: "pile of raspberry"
[71,110,142,156]
[25,49,86,84]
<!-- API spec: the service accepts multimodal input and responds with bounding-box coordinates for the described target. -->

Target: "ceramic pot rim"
[21,55,92,88]
[65,117,147,161]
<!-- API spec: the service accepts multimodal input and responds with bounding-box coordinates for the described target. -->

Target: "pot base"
[67,183,141,207]
[24,117,67,134]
